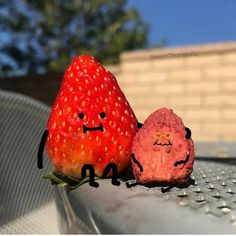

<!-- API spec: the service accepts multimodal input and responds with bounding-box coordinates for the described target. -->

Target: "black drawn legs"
[102,163,120,186]
[81,163,120,188]
[81,164,99,188]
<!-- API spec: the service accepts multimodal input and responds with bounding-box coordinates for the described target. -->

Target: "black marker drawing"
[161,184,176,193]
[174,153,190,167]
[37,129,48,169]
[131,153,143,172]
[126,181,139,188]
[185,127,191,139]
[137,122,143,128]
[81,164,99,188]
[153,140,172,146]
[101,163,120,186]
[82,123,104,133]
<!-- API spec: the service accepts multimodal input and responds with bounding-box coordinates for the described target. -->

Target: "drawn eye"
[100,112,106,119]
[166,133,171,138]
[154,132,161,137]
[78,112,85,119]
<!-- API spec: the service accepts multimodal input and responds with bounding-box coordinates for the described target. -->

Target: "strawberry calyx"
[42,165,134,189]
[43,170,98,189]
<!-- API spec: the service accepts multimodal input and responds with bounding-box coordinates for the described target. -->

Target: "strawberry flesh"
[132,108,195,185]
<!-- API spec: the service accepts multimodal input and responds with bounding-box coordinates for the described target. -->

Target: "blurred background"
[1,0,236,142]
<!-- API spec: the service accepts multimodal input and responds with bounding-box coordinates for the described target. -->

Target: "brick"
[220,66,236,77]
[127,97,146,108]
[105,65,120,77]
[184,55,221,67]
[153,108,184,117]
[203,67,220,78]
[137,97,169,107]
[204,66,236,79]
[185,109,220,120]
[152,83,184,94]
[221,109,236,119]
[171,108,185,118]
[137,72,168,84]
[168,96,202,107]
[203,122,236,135]
[122,87,134,97]
[121,61,151,72]
[221,52,236,64]
[151,57,185,70]
[136,110,154,122]
[126,86,152,96]
[170,69,202,81]
[222,80,236,92]
[182,121,202,134]
[185,81,220,93]
[204,95,236,106]
[135,108,186,125]
[117,74,137,86]
[119,86,132,98]
[193,132,220,142]
[131,98,171,115]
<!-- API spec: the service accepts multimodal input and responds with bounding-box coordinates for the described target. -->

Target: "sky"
[127,0,236,48]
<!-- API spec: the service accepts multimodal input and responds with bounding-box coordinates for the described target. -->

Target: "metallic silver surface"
[0,90,59,233]
[57,160,236,234]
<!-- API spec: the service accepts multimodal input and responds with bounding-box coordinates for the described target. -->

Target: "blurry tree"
[0,0,45,76]
[0,0,148,76]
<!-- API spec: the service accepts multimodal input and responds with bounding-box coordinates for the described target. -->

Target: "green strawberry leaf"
[42,169,99,190]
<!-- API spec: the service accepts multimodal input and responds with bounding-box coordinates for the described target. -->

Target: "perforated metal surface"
[160,160,236,225]
[57,159,236,234]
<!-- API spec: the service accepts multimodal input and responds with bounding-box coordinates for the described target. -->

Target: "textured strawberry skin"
[132,108,195,184]
[46,55,138,178]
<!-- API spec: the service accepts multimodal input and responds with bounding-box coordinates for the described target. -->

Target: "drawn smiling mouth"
[153,140,172,146]
[82,123,104,133]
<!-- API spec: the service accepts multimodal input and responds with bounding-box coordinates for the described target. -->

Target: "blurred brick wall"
[1,41,236,142]
[109,42,236,142]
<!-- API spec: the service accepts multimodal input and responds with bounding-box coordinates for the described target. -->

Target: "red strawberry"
[46,54,138,179]
[131,108,195,185]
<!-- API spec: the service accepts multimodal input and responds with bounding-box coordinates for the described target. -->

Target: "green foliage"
[0,0,148,76]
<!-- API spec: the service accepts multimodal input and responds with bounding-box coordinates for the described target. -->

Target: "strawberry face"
[46,55,138,178]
